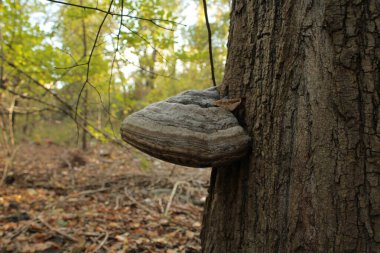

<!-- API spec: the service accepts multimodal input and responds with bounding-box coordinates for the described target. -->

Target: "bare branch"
[118,56,177,80]
[1,85,127,147]
[44,0,184,30]
[202,0,216,87]
[1,55,73,110]
[54,62,88,70]
[0,56,126,146]
[0,107,53,115]
[122,23,168,63]
[74,0,114,121]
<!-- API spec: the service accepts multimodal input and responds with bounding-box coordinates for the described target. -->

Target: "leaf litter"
[0,142,210,253]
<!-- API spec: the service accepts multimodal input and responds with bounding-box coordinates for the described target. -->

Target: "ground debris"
[0,143,210,252]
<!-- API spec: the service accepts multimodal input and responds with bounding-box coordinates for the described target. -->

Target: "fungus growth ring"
[120,87,251,168]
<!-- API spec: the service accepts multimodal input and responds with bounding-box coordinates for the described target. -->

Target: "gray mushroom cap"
[120,87,251,168]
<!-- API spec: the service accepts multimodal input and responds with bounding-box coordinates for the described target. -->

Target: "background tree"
[201,1,380,252]
[141,0,230,108]
[57,1,112,149]
[0,0,56,147]
[0,0,231,147]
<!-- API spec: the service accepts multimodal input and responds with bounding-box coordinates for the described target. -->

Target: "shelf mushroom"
[120,87,251,168]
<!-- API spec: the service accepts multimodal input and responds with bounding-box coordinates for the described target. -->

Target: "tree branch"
[44,0,184,31]
[0,55,72,110]
[74,0,114,121]
[0,57,126,147]
[122,23,168,63]
[1,85,127,147]
[202,0,216,87]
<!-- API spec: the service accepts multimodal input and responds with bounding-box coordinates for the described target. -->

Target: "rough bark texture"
[201,0,380,252]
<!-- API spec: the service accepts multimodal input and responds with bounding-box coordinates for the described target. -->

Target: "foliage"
[0,0,230,146]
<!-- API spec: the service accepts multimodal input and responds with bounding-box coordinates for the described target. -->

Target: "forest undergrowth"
[0,143,210,253]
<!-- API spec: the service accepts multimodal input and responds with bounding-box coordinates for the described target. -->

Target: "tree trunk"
[82,88,88,150]
[201,1,380,252]
[81,2,88,151]
[8,96,16,146]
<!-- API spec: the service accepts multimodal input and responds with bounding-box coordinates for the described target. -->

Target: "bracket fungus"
[120,87,251,168]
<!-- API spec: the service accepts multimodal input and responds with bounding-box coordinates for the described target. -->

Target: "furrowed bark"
[201,1,380,252]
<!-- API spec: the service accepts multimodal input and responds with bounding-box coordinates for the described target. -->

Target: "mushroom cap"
[120,87,251,168]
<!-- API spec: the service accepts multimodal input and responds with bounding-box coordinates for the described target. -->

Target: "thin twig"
[7,221,33,240]
[114,195,121,210]
[76,187,109,196]
[45,0,183,30]
[75,0,114,121]
[164,181,190,216]
[37,216,79,242]
[202,0,216,87]
[1,85,127,147]
[0,106,52,115]
[0,56,71,110]
[118,56,177,80]
[158,198,164,214]
[81,232,103,237]
[54,62,88,70]
[0,56,125,146]
[124,188,159,216]
[90,231,109,253]
[3,54,117,142]
[3,42,77,89]
[122,24,168,63]
[60,156,76,187]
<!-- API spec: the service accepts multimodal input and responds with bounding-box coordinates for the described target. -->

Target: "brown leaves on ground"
[0,143,210,253]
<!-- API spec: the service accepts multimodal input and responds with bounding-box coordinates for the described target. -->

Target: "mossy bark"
[201,0,380,252]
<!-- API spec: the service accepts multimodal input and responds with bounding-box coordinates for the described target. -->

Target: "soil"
[0,142,210,253]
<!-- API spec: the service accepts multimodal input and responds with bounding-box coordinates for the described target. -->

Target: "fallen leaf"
[56,219,68,227]
[185,230,195,239]
[192,221,201,228]
[3,222,18,230]
[130,222,141,228]
[115,233,129,242]
[109,222,120,228]
[32,232,51,242]
[136,237,149,244]
[213,98,242,111]
[26,242,60,252]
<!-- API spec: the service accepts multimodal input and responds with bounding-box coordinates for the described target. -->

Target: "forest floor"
[0,142,210,253]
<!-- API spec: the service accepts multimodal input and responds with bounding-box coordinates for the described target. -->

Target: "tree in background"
[144,0,230,104]
[57,1,112,149]
[0,0,231,147]
[0,0,58,148]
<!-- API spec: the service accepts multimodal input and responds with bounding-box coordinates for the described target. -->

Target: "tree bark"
[201,1,380,252]
[82,88,88,150]
[81,1,88,151]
